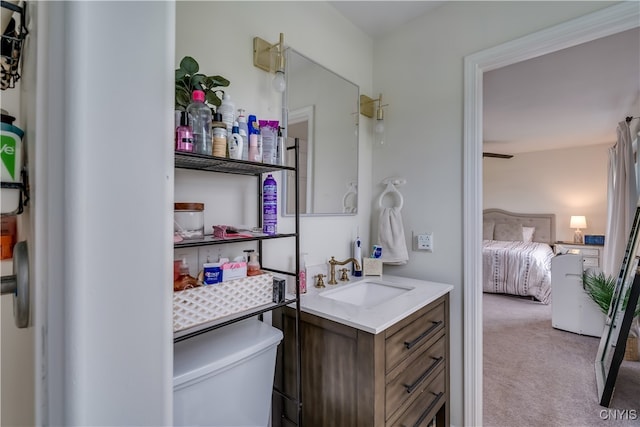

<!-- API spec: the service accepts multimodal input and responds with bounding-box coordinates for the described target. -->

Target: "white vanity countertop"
[293,275,454,334]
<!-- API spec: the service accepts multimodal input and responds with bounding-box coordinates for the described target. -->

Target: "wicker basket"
[624,336,639,361]
[173,272,273,333]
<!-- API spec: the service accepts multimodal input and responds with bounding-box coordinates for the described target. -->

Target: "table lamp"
[570,215,587,244]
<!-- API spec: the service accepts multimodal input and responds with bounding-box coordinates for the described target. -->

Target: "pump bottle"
[228,121,243,160]
[237,109,249,161]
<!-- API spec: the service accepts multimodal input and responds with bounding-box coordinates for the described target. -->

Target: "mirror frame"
[287,105,315,213]
[595,205,640,406]
[281,47,360,217]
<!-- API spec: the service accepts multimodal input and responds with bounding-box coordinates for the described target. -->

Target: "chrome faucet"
[328,256,361,285]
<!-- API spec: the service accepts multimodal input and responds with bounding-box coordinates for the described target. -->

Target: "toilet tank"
[173,318,283,427]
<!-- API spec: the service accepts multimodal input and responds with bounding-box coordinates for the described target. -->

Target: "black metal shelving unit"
[173,145,302,426]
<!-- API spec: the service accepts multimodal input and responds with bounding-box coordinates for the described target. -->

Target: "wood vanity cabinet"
[274,294,449,427]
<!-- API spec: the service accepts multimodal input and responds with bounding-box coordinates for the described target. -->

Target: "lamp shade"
[570,215,587,229]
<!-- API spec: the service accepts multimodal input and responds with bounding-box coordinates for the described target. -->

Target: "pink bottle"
[175,111,193,152]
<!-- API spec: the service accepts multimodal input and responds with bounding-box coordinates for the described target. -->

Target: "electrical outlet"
[414,232,433,252]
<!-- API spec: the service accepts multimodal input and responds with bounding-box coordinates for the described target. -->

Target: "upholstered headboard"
[483,209,556,245]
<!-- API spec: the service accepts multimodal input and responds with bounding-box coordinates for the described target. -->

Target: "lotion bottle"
[228,121,243,160]
[218,92,235,134]
[237,109,249,161]
[248,115,261,162]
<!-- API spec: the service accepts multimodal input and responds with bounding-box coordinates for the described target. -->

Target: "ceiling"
[329,1,446,38]
[483,27,640,155]
[329,2,640,155]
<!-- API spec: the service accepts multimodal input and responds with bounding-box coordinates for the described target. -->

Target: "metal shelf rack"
[173,143,302,426]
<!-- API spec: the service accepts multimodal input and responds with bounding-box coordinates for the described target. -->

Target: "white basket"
[173,273,273,333]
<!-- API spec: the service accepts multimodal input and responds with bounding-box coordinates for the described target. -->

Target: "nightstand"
[554,242,603,271]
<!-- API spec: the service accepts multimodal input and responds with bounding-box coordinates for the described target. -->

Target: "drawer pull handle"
[404,321,443,350]
[404,357,444,394]
[412,392,444,427]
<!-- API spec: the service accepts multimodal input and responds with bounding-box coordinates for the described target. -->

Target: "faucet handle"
[339,268,350,282]
[315,274,326,288]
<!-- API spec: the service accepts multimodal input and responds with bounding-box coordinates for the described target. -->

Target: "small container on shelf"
[174,202,204,240]
[247,252,261,276]
[221,260,247,282]
[174,258,199,292]
[211,117,227,158]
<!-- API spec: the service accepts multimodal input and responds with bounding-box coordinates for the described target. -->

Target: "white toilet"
[173,318,283,427]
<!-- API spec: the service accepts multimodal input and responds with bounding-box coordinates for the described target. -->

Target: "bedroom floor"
[483,293,640,427]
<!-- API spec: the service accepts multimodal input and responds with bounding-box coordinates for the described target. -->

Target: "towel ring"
[378,182,404,210]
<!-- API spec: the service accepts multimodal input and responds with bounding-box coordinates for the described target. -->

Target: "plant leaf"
[206,75,230,88]
[583,271,616,314]
[205,90,222,107]
[175,89,191,110]
[191,74,205,89]
[175,69,187,80]
[180,56,199,75]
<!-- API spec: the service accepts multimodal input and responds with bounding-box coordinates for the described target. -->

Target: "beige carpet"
[483,293,640,427]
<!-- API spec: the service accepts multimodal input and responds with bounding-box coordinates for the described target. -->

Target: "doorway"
[462,3,640,425]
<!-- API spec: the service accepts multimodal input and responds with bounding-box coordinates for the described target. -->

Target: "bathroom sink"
[319,280,414,308]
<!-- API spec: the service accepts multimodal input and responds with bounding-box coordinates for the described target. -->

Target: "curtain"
[603,121,638,276]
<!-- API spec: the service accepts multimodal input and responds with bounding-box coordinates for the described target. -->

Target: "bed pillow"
[483,221,495,240]
[494,222,523,241]
[522,226,535,242]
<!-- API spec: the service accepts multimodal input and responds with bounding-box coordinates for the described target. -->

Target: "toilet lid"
[173,318,283,387]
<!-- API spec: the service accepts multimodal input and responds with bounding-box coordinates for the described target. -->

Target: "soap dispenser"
[174,258,198,291]
[247,252,261,276]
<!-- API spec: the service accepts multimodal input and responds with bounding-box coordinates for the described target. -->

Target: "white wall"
[372,2,614,425]
[52,2,174,424]
[484,144,609,242]
[175,1,374,272]
[1,0,35,423]
[1,51,34,427]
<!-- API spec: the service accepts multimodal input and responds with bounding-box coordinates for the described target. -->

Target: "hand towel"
[378,206,409,265]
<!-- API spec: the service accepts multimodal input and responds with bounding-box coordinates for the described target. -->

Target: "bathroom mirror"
[283,48,359,216]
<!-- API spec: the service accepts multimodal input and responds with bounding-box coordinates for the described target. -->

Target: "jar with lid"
[174,203,204,240]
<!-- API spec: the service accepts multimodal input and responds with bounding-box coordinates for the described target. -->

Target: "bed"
[483,209,556,304]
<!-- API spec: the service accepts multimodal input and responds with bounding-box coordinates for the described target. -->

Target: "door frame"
[462,3,640,425]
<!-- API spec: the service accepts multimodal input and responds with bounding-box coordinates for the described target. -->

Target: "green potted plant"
[583,271,640,360]
[175,56,230,112]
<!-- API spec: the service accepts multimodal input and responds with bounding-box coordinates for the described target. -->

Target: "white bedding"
[483,240,554,304]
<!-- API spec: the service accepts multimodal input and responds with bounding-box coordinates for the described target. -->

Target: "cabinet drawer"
[580,248,599,257]
[386,302,445,372]
[386,335,445,420]
[386,369,446,427]
[583,257,599,268]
